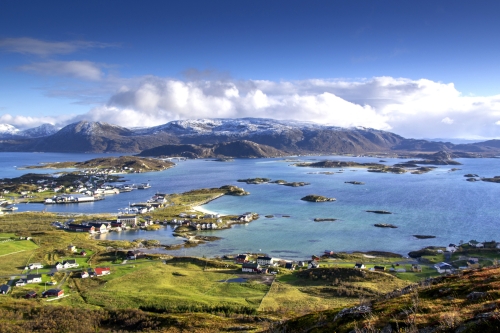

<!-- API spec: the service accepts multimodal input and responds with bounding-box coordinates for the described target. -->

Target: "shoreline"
[190,205,220,215]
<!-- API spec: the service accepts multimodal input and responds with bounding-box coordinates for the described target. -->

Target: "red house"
[94,267,111,276]
[235,254,248,264]
[43,289,64,298]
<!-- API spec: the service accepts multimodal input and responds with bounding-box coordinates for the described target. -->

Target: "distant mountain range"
[0,118,499,157]
[0,123,59,139]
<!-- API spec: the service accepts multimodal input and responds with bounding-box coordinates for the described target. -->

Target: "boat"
[137,183,151,189]
[2,205,18,211]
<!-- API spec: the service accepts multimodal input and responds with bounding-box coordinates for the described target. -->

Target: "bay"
[1,152,499,259]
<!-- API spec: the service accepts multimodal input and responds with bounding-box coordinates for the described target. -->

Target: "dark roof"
[43,288,63,295]
[285,263,294,268]
[68,223,94,229]
[64,259,77,264]
[236,254,248,259]
[242,263,259,269]
[257,256,272,260]
[0,284,10,292]
[27,274,41,279]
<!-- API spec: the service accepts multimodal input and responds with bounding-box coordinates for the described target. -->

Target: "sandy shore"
[190,205,221,216]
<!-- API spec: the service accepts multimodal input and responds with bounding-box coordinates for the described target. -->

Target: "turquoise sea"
[1,152,499,259]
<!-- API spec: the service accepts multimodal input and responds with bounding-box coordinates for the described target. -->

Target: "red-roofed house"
[94,267,111,276]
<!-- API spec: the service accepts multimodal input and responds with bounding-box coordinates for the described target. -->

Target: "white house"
[434,262,453,274]
[242,263,260,273]
[257,256,273,266]
[63,260,79,268]
[26,274,42,283]
[446,246,457,253]
[28,263,44,270]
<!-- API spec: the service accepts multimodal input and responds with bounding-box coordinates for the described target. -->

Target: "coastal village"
[1,156,500,332]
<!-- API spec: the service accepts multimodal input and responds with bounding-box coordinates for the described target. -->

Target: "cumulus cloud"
[6,76,500,139]
[18,61,104,81]
[0,113,73,130]
[0,37,116,56]
[441,117,454,124]
[85,76,499,139]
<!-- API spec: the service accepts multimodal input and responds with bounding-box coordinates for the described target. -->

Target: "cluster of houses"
[66,216,139,233]
[80,267,111,278]
[235,254,309,274]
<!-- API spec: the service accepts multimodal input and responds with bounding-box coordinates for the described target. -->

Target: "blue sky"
[1,1,500,139]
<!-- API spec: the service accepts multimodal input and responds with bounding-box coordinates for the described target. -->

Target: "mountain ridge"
[0,118,499,156]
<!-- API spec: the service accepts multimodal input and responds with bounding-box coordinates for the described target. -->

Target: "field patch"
[0,239,38,256]
[75,262,269,311]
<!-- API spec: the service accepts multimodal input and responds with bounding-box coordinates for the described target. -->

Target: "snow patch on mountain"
[0,124,20,136]
[136,117,342,137]
[19,123,59,138]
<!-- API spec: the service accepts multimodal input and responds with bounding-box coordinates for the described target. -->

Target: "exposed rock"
[467,291,487,300]
[219,185,249,196]
[282,181,310,187]
[314,218,338,222]
[366,210,392,214]
[237,178,271,184]
[295,160,384,168]
[464,174,479,177]
[345,181,365,185]
[374,223,398,228]
[301,195,336,202]
[481,176,500,183]
[413,235,436,239]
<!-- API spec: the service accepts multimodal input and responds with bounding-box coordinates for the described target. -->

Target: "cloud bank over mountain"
[2,75,500,139]
[83,76,500,139]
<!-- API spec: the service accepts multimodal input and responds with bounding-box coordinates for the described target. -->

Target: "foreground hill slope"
[274,266,500,333]
[138,140,285,158]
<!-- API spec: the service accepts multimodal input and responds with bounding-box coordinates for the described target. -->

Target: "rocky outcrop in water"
[301,195,336,202]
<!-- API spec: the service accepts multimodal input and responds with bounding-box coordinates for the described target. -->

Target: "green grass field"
[0,239,38,256]
[70,261,269,310]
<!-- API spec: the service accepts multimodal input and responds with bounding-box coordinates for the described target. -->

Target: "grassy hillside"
[274,266,500,333]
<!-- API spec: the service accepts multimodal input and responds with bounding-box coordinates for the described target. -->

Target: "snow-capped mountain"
[138,117,335,136]
[0,123,59,139]
[0,124,20,137]
[0,117,496,155]
[19,123,59,138]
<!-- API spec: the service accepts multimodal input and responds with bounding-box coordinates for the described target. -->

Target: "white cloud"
[0,37,116,56]
[7,76,500,139]
[0,114,70,130]
[441,117,454,124]
[19,61,104,81]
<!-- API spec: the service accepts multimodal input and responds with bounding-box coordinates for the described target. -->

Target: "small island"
[24,156,175,173]
[374,223,397,228]
[345,181,365,185]
[366,210,392,214]
[481,176,500,183]
[237,178,310,187]
[237,178,271,184]
[314,218,338,222]
[413,235,436,239]
[301,195,336,202]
